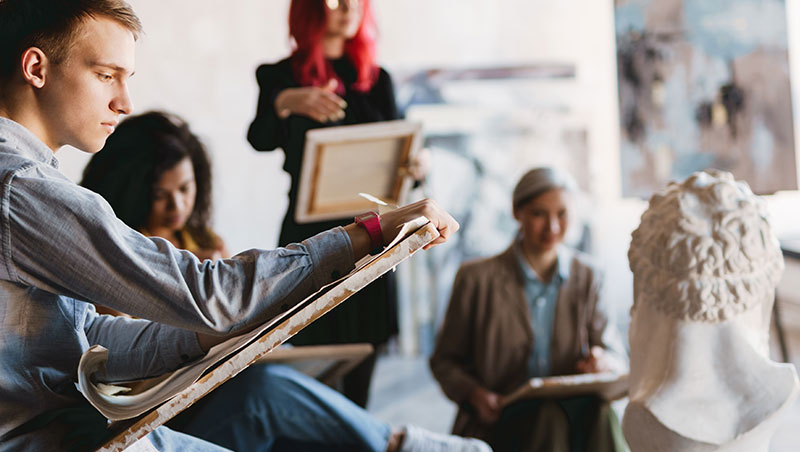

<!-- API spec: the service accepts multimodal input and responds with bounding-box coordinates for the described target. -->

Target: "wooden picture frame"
[295,120,422,223]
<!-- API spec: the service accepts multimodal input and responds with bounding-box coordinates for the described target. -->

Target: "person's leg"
[588,400,626,452]
[171,364,391,452]
[397,424,493,452]
[147,426,232,452]
[269,437,357,452]
[557,395,626,452]
[557,395,595,452]
[528,401,570,452]
[491,398,569,452]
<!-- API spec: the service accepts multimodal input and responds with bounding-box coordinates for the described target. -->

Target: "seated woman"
[429,167,628,452]
[81,111,490,452]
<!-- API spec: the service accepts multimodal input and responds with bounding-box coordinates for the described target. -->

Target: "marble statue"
[623,170,799,451]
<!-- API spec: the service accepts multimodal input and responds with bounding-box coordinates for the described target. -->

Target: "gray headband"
[512,167,577,208]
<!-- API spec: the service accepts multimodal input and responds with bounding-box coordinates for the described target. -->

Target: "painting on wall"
[615,0,797,197]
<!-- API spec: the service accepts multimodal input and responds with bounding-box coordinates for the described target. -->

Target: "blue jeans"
[167,364,392,452]
[147,427,231,451]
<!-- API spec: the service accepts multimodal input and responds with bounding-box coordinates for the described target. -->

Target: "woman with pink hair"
[248,0,398,407]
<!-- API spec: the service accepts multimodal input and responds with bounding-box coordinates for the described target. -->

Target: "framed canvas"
[295,120,422,223]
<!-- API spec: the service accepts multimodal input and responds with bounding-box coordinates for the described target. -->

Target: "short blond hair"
[0,0,142,81]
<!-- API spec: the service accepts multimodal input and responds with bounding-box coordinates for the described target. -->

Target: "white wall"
[57,0,626,249]
[54,0,800,333]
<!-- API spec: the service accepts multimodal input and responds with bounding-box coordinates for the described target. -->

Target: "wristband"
[354,211,383,255]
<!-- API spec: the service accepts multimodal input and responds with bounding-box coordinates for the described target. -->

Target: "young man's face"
[38,17,135,152]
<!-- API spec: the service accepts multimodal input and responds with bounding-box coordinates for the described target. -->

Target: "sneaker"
[399,424,493,452]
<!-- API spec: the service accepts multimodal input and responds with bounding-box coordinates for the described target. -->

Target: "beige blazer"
[429,244,626,441]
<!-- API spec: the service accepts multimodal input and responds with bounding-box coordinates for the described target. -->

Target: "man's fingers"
[423,236,447,250]
[380,198,459,250]
[432,217,459,241]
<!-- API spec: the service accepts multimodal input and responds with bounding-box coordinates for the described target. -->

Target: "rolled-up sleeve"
[83,305,205,381]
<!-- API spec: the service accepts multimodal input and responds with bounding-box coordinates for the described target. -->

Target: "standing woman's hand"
[400,147,432,182]
[274,79,347,123]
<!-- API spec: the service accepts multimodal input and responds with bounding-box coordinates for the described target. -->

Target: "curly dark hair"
[80,111,218,249]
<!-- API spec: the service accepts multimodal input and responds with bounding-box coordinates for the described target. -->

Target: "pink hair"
[288,0,378,93]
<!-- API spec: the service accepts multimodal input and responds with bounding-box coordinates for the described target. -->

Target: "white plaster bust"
[623,170,799,451]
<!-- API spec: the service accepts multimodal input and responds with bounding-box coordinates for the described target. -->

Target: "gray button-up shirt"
[0,117,355,448]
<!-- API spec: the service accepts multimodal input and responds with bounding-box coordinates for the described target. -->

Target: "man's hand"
[345,198,458,258]
[379,198,458,250]
[274,79,346,123]
[469,386,503,425]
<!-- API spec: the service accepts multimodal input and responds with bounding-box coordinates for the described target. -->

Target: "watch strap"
[354,211,383,254]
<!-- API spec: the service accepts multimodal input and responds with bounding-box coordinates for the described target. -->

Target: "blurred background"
[54,1,800,448]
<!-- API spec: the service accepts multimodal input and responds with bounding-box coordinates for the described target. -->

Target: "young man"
[0,1,470,451]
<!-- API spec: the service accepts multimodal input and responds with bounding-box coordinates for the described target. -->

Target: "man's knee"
[258,363,317,390]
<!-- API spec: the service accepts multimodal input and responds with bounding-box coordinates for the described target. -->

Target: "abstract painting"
[615,0,796,197]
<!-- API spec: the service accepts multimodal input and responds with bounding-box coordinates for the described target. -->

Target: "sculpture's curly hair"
[628,170,783,322]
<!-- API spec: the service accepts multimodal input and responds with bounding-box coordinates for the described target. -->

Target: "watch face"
[356,212,377,222]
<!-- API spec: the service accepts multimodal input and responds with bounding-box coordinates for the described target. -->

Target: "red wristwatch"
[354,211,384,255]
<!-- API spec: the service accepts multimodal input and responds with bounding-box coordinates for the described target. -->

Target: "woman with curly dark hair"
[81,110,227,261]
